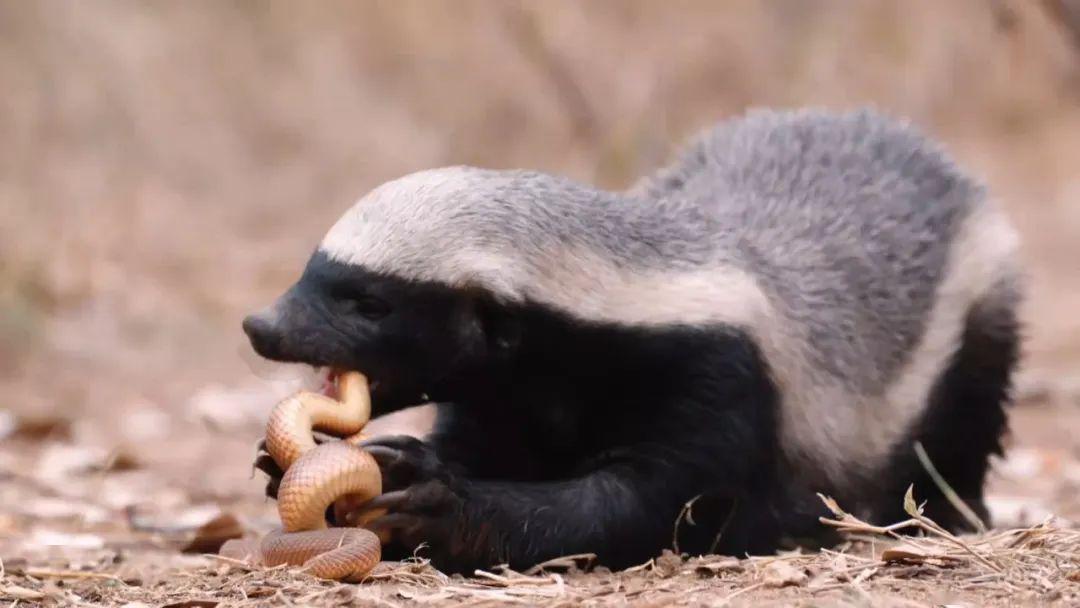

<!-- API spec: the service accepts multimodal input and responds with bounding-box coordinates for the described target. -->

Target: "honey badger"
[243,108,1022,573]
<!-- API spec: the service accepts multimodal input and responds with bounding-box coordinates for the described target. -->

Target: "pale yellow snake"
[220,372,383,581]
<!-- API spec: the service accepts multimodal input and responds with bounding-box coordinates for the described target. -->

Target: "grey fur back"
[320,108,1020,485]
[638,108,977,394]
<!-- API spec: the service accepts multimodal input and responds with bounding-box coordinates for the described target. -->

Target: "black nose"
[242,310,281,358]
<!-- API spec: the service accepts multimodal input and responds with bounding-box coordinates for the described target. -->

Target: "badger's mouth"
[315,367,376,399]
[314,366,427,410]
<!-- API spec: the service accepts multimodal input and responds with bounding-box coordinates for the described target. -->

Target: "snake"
[220,371,383,582]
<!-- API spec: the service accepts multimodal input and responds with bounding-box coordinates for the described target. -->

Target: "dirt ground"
[0,394,1077,607]
[2,1,1080,606]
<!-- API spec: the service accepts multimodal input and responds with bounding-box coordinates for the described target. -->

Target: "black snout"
[242,307,284,359]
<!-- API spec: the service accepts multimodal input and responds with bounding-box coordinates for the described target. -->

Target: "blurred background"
[1,0,1078,549]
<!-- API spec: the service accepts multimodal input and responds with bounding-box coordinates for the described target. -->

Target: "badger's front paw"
[359,435,451,490]
[350,435,466,559]
[252,439,284,499]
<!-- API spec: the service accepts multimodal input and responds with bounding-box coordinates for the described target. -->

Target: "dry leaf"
[182,512,244,554]
[881,547,963,567]
[162,601,219,608]
[1066,569,1080,583]
[902,485,921,517]
[242,586,278,598]
[817,493,847,518]
[8,414,74,441]
[653,549,682,578]
[694,557,744,577]
[97,449,141,472]
[761,561,808,588]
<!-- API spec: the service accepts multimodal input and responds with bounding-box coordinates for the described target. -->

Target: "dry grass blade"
[522,553,596,575]
[816,491,1080,601]
[913,441,987,533]
[0,584,46,601]
[900,486,1002,572]
[21,567,126,581]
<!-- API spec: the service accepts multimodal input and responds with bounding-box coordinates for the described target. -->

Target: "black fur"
[244,252,1014,573]
[245,252,814,572]
[875,282,1020,530]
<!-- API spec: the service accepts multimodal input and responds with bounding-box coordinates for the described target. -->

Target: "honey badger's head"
[242,166,564,414]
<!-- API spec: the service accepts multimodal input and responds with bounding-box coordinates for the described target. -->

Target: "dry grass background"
[1,1,1079,606]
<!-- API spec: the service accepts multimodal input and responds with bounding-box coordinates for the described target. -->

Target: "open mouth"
[314,366,426,407]
[315,367,379,400]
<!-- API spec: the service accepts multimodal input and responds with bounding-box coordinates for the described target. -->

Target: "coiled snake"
[220,372,383,581]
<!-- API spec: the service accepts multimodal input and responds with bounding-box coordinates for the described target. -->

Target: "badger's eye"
[344,296,391,320]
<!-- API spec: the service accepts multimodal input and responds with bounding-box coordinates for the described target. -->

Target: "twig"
[473,569,558,587]
[913,441,986,533]
[204,553,258,570]
[22,568,124,582]
[900,486,1002,573]
[0,584,46,601]
[672,494,702,555]
[708,497,740,554]
[716,582,765,605]
[621,558,654,574]
[522,553,596,576]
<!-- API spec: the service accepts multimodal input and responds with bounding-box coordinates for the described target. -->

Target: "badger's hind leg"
[879,282,1021,532]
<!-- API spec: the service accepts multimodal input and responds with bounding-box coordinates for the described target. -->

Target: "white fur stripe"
[775,202,1020,487]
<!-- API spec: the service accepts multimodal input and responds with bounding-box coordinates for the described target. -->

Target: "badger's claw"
[349,436,465,557]
[253,451,284,499]
[359,435,448,490]
[354,480,464,557]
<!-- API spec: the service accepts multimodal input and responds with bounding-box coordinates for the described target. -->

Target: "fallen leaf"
[817,493,847,518]
[653,549,682,578]
[761,560,808,588]
[880,547,963,567]
[694,557,744,577]
[1066,569,1080,583]
[97,448,141,472]
[902,485,921,517]
[8,414,74,441]
[162,601,219,608]
[182,512,244,554]
[242,586,278,599]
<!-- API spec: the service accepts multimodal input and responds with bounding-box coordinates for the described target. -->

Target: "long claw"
[254,453,283,478]
[362,490,409,512]
[364,512,422,543]
[362,445,405,467]
[335,490,407,527]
